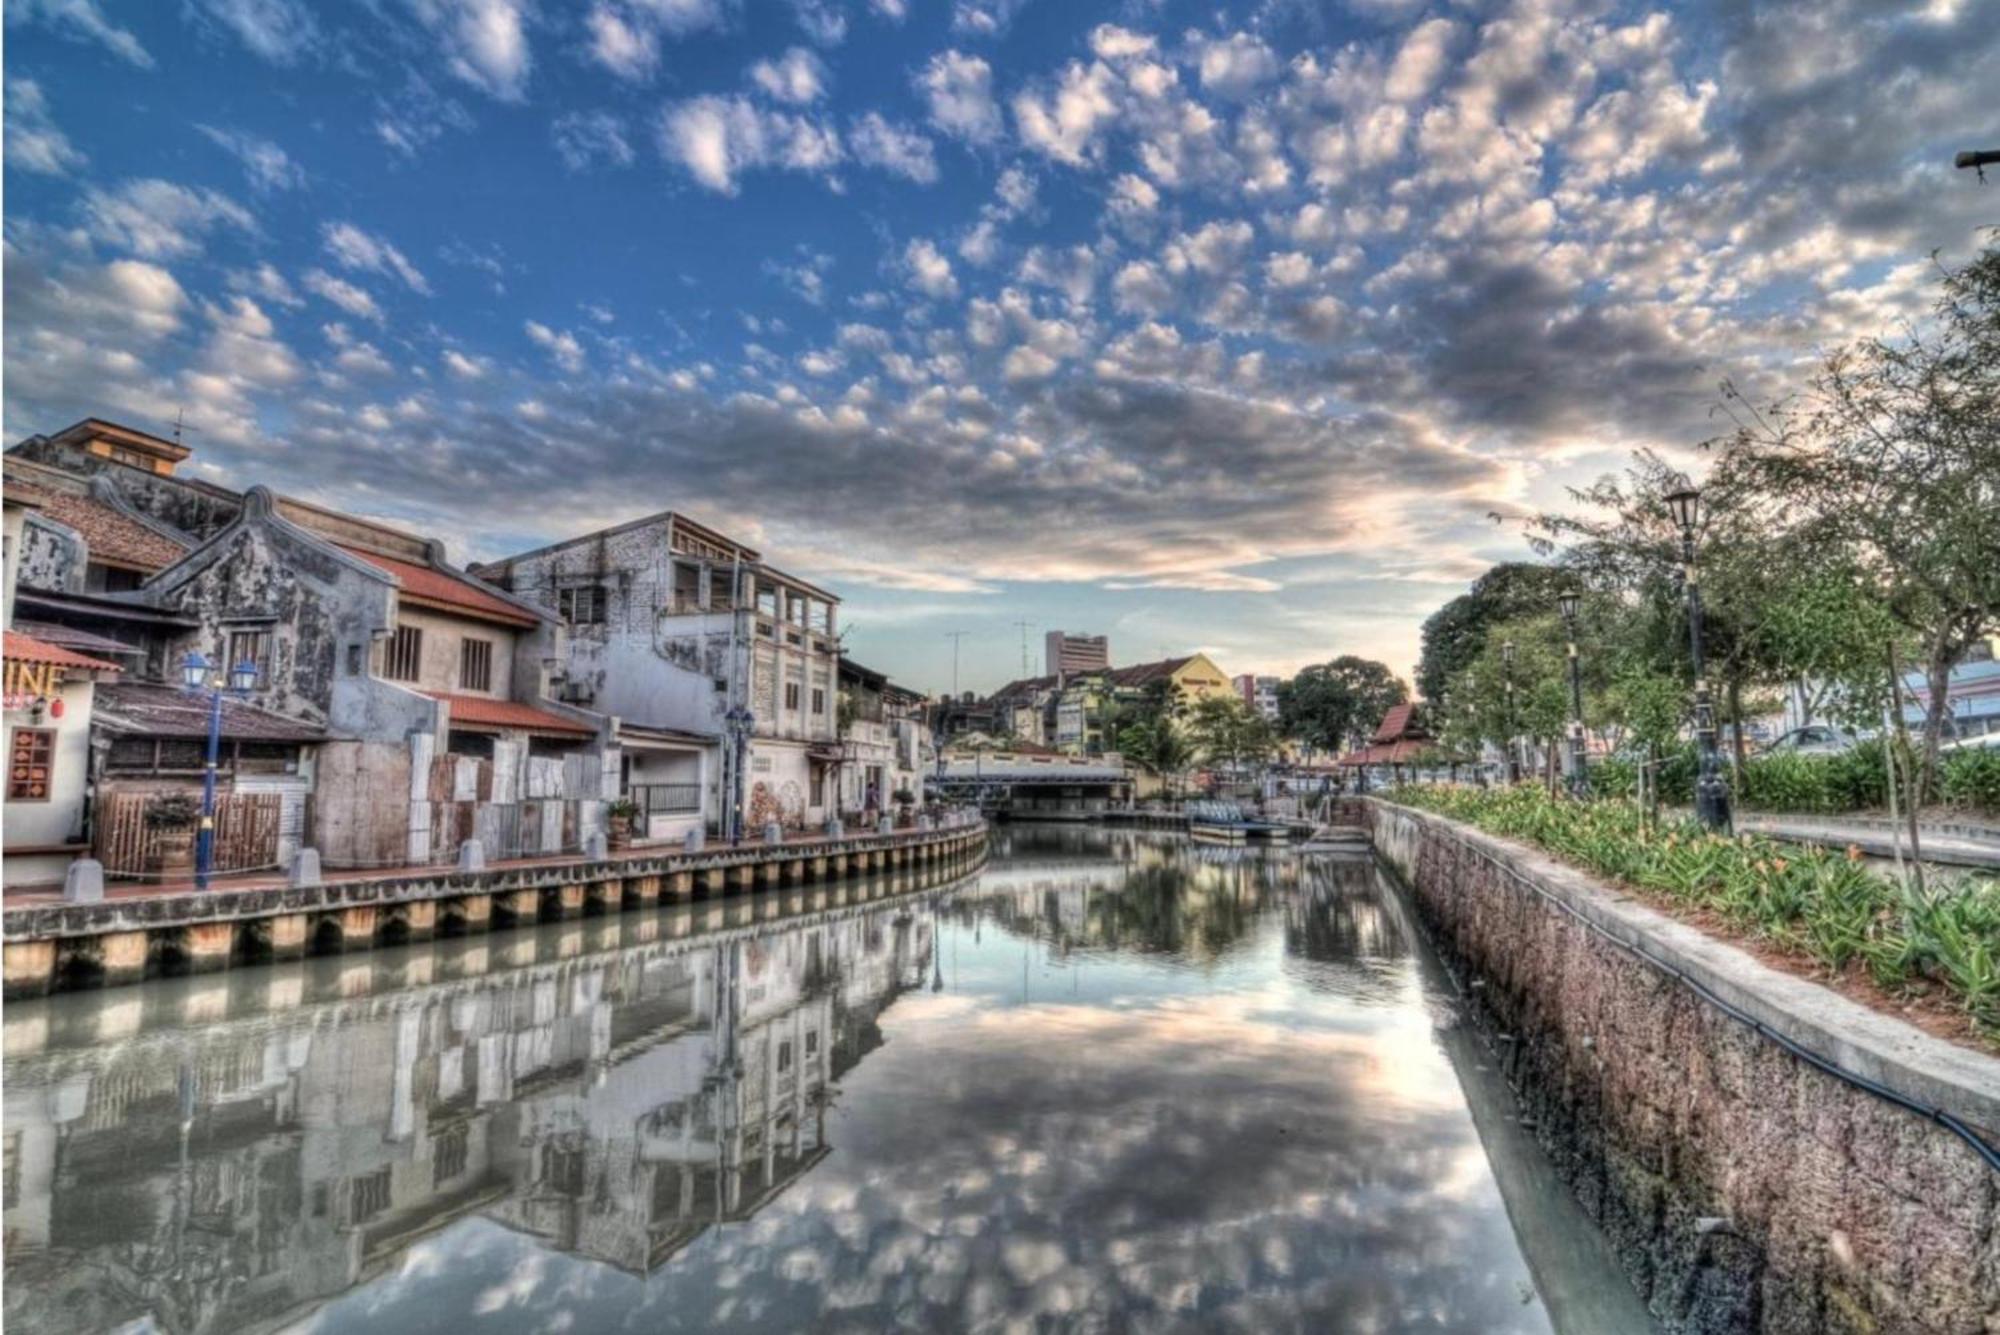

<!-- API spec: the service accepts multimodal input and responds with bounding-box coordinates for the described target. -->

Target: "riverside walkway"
[3,816,988,998]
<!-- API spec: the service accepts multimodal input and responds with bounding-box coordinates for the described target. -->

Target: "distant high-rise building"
[1045,631,1109,677]
[1234,673,1282,722]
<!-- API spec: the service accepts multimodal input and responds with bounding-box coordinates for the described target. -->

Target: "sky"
[3,0,1995,697]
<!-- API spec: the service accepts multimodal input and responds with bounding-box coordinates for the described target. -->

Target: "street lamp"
[1501,640,1520,784]
[1664,485,1732,832]
[179,650,259,890]
[1557,590,1587,797]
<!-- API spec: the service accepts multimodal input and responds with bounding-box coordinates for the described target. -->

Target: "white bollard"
[763,822,783,845]
[289,848,322,888]
[585,832,608,860]
[684,828,705,853]
[62,858,104,904]
[457,839,486,872]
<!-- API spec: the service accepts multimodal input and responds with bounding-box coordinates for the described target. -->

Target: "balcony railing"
[629,782,702,817]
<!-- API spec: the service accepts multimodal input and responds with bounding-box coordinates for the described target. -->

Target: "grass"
[1389,783,2000,1039]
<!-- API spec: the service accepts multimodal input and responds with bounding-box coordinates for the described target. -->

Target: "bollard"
[764,822,783,845]
[289,848,322,889]
[825,817,844,839]
[62,858,105,905]
[585,831,609,861]
[685,828,705,853]
[458,839,486,872]
[878,816,893,835]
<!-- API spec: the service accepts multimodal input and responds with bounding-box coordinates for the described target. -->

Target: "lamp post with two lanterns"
[178,651,260,890]
[1664,485,1732,833]
[1557,590,1588,797]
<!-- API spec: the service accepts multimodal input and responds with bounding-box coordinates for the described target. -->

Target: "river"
[2,823,1655,1334]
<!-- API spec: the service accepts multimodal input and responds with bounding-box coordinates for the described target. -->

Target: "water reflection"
[3,826,1650,1335]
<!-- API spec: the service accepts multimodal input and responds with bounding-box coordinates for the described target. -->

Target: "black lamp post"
[1557,590,1587,797]
[1501,639,1520,784]
[180,650,259,890]
[1664,486,1732,832]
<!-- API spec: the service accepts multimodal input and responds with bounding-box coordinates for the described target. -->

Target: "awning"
[618,723,718,749]
[4,630,123,674]
[429,691,597,737]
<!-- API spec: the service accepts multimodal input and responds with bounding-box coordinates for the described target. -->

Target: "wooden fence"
[96,790,287,879]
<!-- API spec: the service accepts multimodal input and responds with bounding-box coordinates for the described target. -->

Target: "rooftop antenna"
[1011,618,1036,676]
[1956,149,2000,182]
[167,406,200,448]
[944,631,969,698]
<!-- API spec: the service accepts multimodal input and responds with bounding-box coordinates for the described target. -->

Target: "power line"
[1010,619,1036,677]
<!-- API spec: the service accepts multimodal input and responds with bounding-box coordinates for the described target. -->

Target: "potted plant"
[606,797,639,850]
[891,788,916,828]
[146,792,202,875]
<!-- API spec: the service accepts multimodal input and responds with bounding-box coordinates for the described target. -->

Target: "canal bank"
[2,816,988,999]
[1363,797,2000,1335]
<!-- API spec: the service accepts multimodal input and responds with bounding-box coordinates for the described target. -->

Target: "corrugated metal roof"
[94,683,324,741]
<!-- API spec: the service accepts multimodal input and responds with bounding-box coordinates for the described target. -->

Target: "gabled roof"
[4,470,193,572]
[8,621,140,658]
[1106,656,1194,688]
[341,547,543,628]
[989,674,1057,699]
[1370,702,1425,744]
[2,630,123,673]
[427,691,596,736]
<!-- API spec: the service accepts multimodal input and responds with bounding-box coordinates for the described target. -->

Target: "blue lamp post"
[180,651,259,889]
[723,705,755,844]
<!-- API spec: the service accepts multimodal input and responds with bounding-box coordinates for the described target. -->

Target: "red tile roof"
[4,477,190,571]
[426,692,596,736]
[339,547,541,628]
[1106,656,1195,688]
[3,630,123,673]
[1370,702,1423,744]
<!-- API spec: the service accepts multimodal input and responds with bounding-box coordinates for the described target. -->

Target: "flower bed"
[1390,784,2000,1036]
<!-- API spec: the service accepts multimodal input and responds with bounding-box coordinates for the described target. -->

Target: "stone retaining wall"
[1365,798,1999,1335]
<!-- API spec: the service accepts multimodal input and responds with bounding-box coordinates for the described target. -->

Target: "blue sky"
[4,0,1994,695]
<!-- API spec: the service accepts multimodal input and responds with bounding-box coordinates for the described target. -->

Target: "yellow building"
[1105,652,1235,705]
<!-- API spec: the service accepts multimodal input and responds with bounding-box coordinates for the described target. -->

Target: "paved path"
[1,829,876,909]
[1733,812,2000,871]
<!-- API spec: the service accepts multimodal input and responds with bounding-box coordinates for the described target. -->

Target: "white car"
[1761,725,1861,756]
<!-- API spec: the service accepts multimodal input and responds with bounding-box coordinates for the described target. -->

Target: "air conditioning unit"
[558,680,596,706]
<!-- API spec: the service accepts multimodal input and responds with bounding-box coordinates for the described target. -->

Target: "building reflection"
[2,885,941,1335]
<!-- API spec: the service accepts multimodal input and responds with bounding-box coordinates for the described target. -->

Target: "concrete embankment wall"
[1366,798,1999,1335]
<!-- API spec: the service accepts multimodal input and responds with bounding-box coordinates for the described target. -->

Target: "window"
[227,628,272,681]
[810,766,825,807]
[811,688,825,715]
[784,682,800,711]
[383,625,422,681]
[349,1167,392,1223]
[557,584,604,625]
[459,638,493,692]
[8,729,54,801]
[805,1030,819,1056]
[777,1039,793,1073]
[756,587,779,618]
[433,1126,469,1187]
[346,643,363,676]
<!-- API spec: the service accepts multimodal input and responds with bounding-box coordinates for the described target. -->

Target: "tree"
[1186,696,1277,769]
[1118,713,1195,797]
[1711,238,2000,801]
[1416,563,1563,704]
[1278,657,1409,755]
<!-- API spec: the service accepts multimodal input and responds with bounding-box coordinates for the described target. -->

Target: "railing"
[630,782,702,818]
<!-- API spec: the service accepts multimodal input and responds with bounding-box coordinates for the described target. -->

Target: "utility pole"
[1010,619,1035,676]
[944,631,969,699]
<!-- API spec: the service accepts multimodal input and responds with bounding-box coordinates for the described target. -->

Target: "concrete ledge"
[1369,798,2000,1136]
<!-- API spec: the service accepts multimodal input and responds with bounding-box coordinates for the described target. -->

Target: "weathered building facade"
[476,512,843,838]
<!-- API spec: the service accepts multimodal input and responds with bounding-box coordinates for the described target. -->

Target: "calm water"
[2,825,1652,1335]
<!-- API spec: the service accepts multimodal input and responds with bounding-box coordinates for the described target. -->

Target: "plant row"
[1587,741,2000,816]
[1390,784,2000,1038]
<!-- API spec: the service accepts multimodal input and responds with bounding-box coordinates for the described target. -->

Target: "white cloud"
[322,223,431,294]
[790,0,846,46]
[584,4,656,80]
[1192,31,1277,97]
[1002,345,1058,380]
[229,262,301,308]
[442,348,490,379]
[525,319,585,372]
[903,238,958,299]
[849,113,938,183]
[406,0,531,101]
[951,0,1029,39]
[750,47,829,104]
[1089,25,1155,61]
[4,78,84,175]
[868,0,906,19]
[186,0,319,64]
[552,110,635,170]
[1385,18,1459,103]
[197,125,306,191]
[302,269,384,323]
[657,95,843,193]
[918,50,1002,144]
[81,179,256,259]
[1012,60,1120,166]
[1112,260,1174,316]
[7,0,152,66]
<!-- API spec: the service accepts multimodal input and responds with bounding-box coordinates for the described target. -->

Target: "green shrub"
[1391,784,2000,1035]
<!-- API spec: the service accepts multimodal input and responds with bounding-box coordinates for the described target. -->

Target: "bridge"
[929,758,1134,820]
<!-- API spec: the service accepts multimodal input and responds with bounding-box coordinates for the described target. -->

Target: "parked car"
[1760,725,1862,756]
